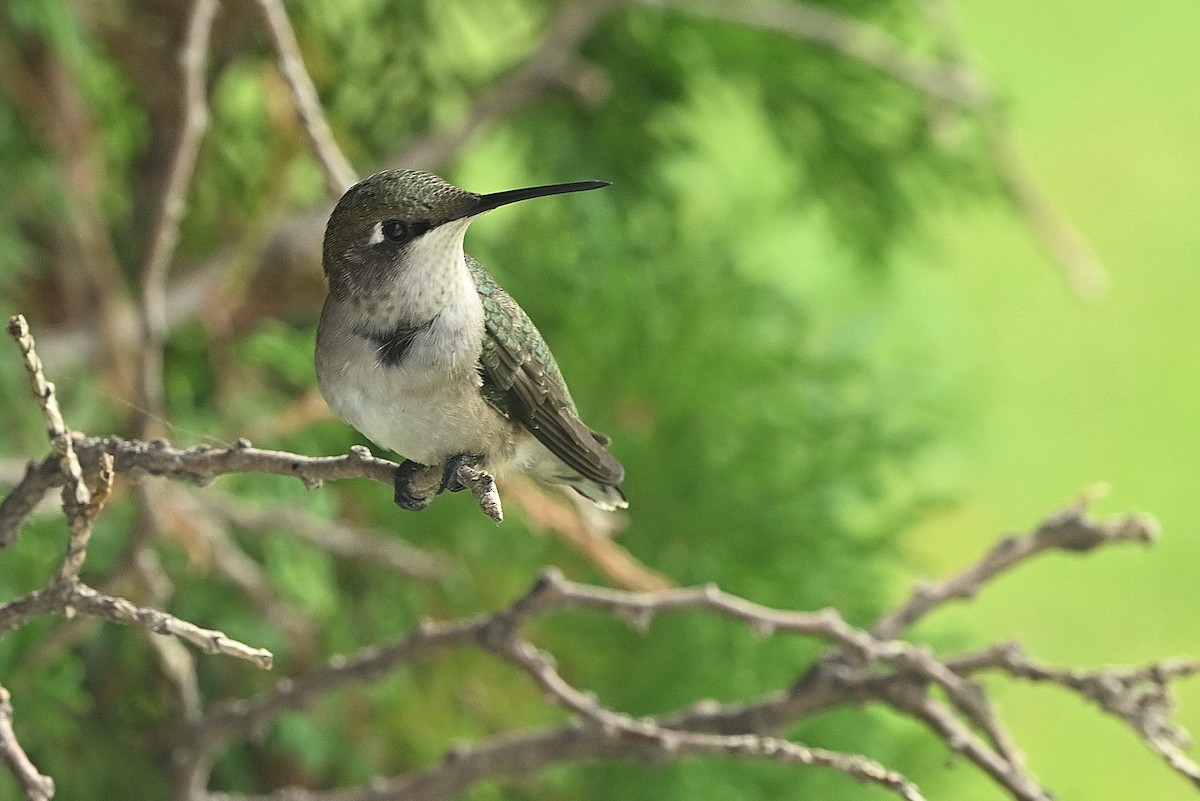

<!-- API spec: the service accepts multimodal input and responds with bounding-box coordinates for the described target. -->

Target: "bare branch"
[132,544,206,725]
[0,439,389,539]
[188,613,482,764]
[193,553,1200,801]
[6,314,93,579]
[635,0,988,107]
[460,463,504,523]
[391,0,623,171]
[179,564,1039,799]
[156,486,316,637]
[517,568,891,654]
[0,579,272,669]
[197,491,449,579]
[149,633,205,724]
[0,686,54,801]
[192,569,843,759]
[138,0,219,439]
[194,567,931,801]
[0,30,141,398]
[486,633,926,801]
[70,583,274,669]
[0,436,519,537]
[0,456,59,546]
[517,570,1041,772]
[84,453,115,520]
[919,0,1108,299]
[165,512,1200,801]
[982,112,1109,299]
[503,476,672,591]
[253,0,358,196]
[2,316,275,688]
[986,645,1200,788]
[872,489,1159,640]
[883,683,1051,801]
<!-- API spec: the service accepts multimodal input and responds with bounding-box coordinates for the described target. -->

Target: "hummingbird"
[315,169,627,512]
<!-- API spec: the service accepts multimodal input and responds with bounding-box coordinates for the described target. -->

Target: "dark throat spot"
[365,315,439,367]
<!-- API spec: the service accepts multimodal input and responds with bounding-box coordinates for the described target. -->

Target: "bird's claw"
[441,453,483,493]
[394,459,436,511]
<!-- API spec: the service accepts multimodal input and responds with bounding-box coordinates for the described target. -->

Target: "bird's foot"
[394,459,438,511]
[441,453,483,493]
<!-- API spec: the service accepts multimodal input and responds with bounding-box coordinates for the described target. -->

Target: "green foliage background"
[0,0,1195,800]
[909,1,1200,799]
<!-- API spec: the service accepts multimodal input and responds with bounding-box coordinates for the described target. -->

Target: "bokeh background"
[0,0,1196,799]
[915,0,1200,798]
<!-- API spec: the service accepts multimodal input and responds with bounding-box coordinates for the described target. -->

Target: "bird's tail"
[567,478,628,511]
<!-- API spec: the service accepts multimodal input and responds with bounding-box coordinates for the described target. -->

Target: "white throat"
[371,218,476,329]
[395,218,484,376]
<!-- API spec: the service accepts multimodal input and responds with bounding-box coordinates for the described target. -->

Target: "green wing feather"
[468,256,624,486]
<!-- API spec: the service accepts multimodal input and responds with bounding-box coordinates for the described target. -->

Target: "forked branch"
[1,317,1194,800]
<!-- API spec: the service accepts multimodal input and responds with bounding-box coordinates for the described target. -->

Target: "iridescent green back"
[469,255,577,414]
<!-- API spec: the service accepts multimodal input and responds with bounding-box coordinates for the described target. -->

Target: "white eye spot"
[367,221,384,245]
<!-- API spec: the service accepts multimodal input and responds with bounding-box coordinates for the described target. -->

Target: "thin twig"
[132,544,206,725]
[919,0,1107,299]
[0,31,141,399]
[883,683,1051,801]
[989,646,1200,788]
[84,453,115,520]
[487,633,926,801]
[186,612,483,772]
[134,2,231,728]
[197,491,448,579]
[205,635,1195,801]
[253,0,357,196]
[0,457,59,547]
[185,564,985,746]
[7,314,92,579]
[2,316,276,702]
[982,111,1109,299]
[458,464,503,523]
[0,686,54,801]
[149,634,205,724]
[635,0,988,107]
[155,486,316,638]
[70,583,274,668]
[522,570,1036,768]
[4,320,1189,801]
[522,568,895,654]
[390,0,623,170]
[138,0,219,439]
[192,547,1200,801]
[0,579,272,669]
[872,489,1159,640]
[503,476,671,591]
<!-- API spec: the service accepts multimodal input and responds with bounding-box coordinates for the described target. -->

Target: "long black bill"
[461,180,610,219]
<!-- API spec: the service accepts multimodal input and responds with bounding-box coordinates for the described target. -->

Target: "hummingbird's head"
[321,170,609,306]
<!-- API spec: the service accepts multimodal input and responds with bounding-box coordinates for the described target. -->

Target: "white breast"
[315,231,516,466]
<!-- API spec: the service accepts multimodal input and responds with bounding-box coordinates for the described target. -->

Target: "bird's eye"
[381,219,408,242]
